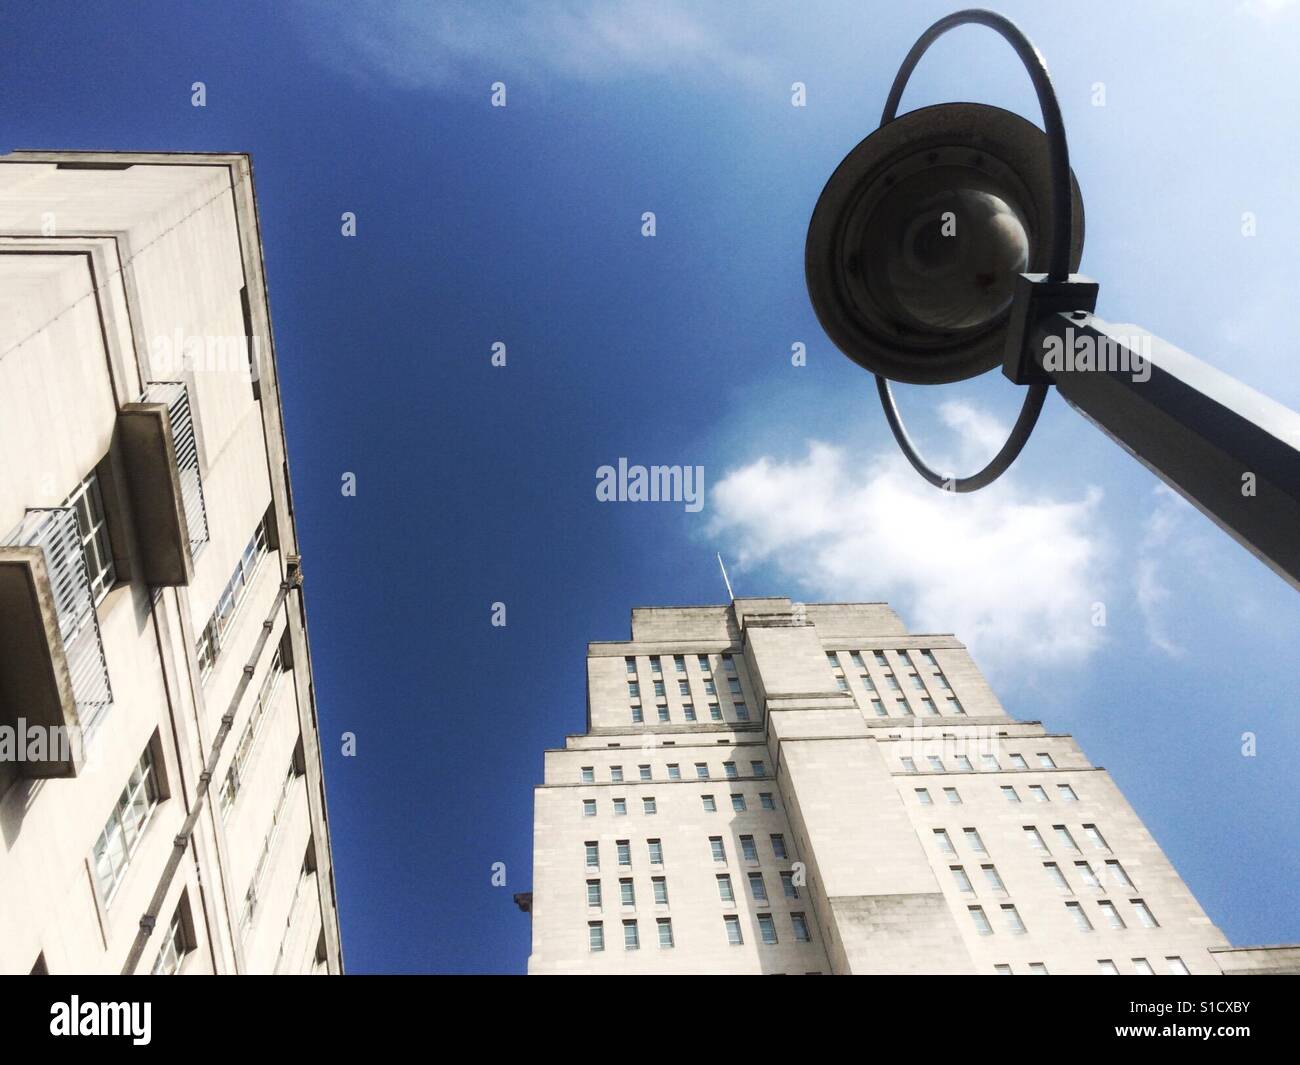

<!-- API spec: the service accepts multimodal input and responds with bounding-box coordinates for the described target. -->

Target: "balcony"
[0,507,114,778]
[118,381,209,585]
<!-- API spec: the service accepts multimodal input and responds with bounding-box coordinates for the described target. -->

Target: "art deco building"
[0,152,342,974]
[523,596,1295,975]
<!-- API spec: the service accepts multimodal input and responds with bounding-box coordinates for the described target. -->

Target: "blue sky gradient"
[4,0,1297,972]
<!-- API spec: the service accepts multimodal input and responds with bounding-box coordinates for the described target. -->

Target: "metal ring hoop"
[874,8,1073,492]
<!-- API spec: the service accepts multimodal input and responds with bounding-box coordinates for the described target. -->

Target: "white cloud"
[295,0,770,92]
[708,437,1109,681]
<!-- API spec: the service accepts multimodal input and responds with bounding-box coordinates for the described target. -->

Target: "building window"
[587,880,602,907]
[1098,900,1125,929]
[969,906,993,936]
[750,761,766,777]
[1053,825,1079,851]
[980,754,999,770]
[886,674,900,691]
[921,698,938,715]
[947,698,966,715]
[649,656,661,674]
[589,922,604,952]
[896,697,914,717]
[638,765,652,781]
[219,648,285,817]
[616,840,631,866]
[196,518,269,679]
[150,901,191,975]
[723,761,738,779]
[1105,860,1135,890]
[710,837,726,862]
[1066,901,1094,931]
[619,879,635,907]
[647,839,663,865]
[623,920,639,950]
[656,705,670,723]
[1082,824,1110,851]
[740,835,758,862]
[926,756,944,771]
[642,797,657,815]
[874,651,888,666]
[694,763,710,781]
[1166,956,1189,975]
[1024,826,1048,851]
[728,677,742,695]
[667,763,681,781]
[582,799,597,817]
[1097,959,1119,974]
[1075,861,1100,890]
[734,703,750,721]
[674,654,686,673]
[994,964,1013,975]
[698,654,711,672]
[730,793,746,812]
[1037,753,1056,768]
[933,829,955,855]
[631,707,643,724]
[748,872,768,901]
[836,676,849,692]
[612,798,627,816]
[585,842,599,869]
[627,682,640,699]
[850,651,865,668]
[1009,753,1028,769]
[683,703,696,721]
[717,873,735,902]
[758,914,778,945]
[1057,784,1078,802]
[1027,962,1049,975]
[657,918,674,948]
[703,680,716,696]
[871,699,886,716]
[950,865,974,894]
[92,743,162,904]
[1132,899,1159,928]
[709,704,723,721]
[1001,904,1027,935]
[652,877,668,905]
[943,787,961,804]
[625,656,637,674]
[916,788,933,805]
[781,871,799,899]
[900,756,917,772]
[611,765,624,783]
[1132,957,1155,974]
[723,654,736,672]
[677,680,690,696]
[652,681,665,698]
[1044,862,1070,892]
[1029,785,1049,803]
[66,470,117,604]
[826,651,839,667]
[982,865,1007,894]
[963,828,986,853]
[702,794,717,812]
[760,793,776,810]
[790,912,811,943]
[770,834,787,859]
[724,914,743,944]
[954,755,973,772]
[581,766,594,784]
[1001,786,1021,803]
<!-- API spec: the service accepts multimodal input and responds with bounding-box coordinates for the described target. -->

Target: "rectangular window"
[981,754,1000,770]
[196,518,269,679]
[725,914,743,944]
[710,837,726,862]
[657,918,674,948]
[581,766,594,784]
[1009,753,1028,769]
[1133,957,1155,974]
[695,763,709,780]
[1083,824,1109,851]
[982,865,1007,894]
[728,677,742,695]
[1057,784,1078,802]
[652,681,665,697]
[677,680,690,696]
[758,913,778,945]
[734,703,750,721]
[886,674,900,690]
[702,794,716,812]
[150,901,190,975]
[1044,862,1069,892]
[915,787,933,805]
[1094,899,1124,929]
[628,682,640,699]
[625,656,637,674]
[994,964,1013,975]
[619,879,635,906]
[92,744,162,904]
[1024,826,1048,851]
[587,880,602,907]
[927,756,944,771]
[948,698,966,715]
[740,835,758,861]
[623,920,639,950]
[723,761,738,778]
[1097,959,1119,974]
[771,834,787,860]
[642,797,656,815]
[1166,956,1189,975]
[1001,785,1021,803]
[683,703,696,721]
[874,651,888,666]
[1066,901,1094,931]
[589,922,605,951]
[910,673,925,690]
[1029,785,1049,803]
[1028,963,1049,975]
[850,651,865,668]
[871,699,886,716]
[674,654,686,673]
[750,761,766,778]
[639,765,652,781]
[791,912,811,943]
[649,656,661,673]
[1038,753,1057,768]
[1075,861,1100,890]
[709,704,723,721]
[781,871,799,899]
[760,793,775,810]
[667,763,681,781]
[826,651,839,667]
[896,697,914,717]
[631,707,643,724]
[616,840,631,866]
[1105,860,1134,890]
[1054,825,1079,851]
[656,705,670,723]
[862,674,877,692]
[1132,899,1159,928]
[748,872,768,901]
[963,828,986,853]
[582,799,596,817]
[585,841,599,868]
[611,765,624,783]
[921,698,938,715]
[652,877,668,905]
[647,839,663,865]
[933,829,955,855]
[969,906,993,936]
[703,680,716,696]
[1001,904,1027,934]
[731,793,746,812]
[717,873,735,902]
[901,756,917,771]
[219,649,285,816]
[723,654,736,672]
[697,654,711,672]
[954,755,973,772]
[836,676,849,692]
[950,865,974,894]
[944,787,961,805]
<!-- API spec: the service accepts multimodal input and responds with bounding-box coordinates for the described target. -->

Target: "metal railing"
[142,380,209,556]
[3,507,114,730]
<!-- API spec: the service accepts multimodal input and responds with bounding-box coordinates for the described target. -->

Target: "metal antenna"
[717,553,735,601]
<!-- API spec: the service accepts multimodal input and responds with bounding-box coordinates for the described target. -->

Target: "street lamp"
[805,8,1300,590]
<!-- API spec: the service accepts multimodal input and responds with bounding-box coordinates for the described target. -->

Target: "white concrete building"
[524,597,1295,975]
[0,152,342,974]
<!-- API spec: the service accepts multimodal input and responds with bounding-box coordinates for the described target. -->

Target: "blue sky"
[5,0,1298,972]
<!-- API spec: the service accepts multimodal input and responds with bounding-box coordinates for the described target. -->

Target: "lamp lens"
[868,186,1029,332]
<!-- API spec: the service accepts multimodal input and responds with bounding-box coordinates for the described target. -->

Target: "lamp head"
[805,102,1085,384]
